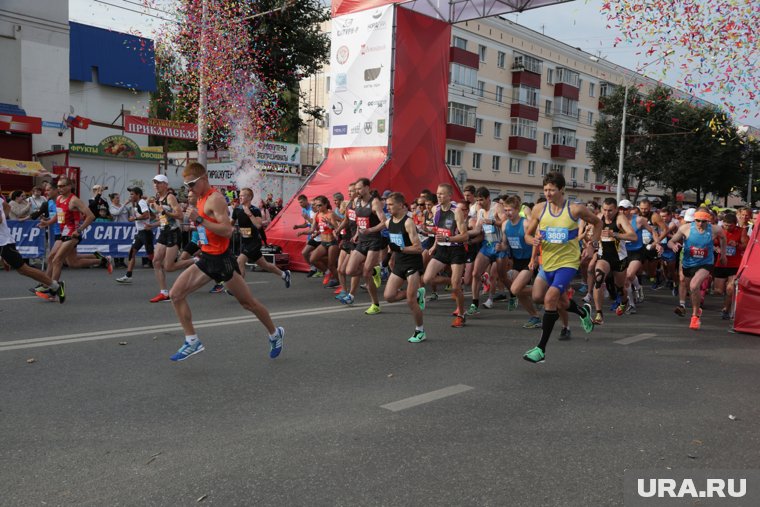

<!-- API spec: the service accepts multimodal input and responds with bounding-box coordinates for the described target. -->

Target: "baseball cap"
[153,174,169,184]
[618,199,634,209]
[127,186,143,196]
[684,208,696,223]
[381,190,392,199]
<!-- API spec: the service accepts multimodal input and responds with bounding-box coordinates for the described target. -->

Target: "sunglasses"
[183,175,203,188]
[57,185,68,189]
[695,219,709,223]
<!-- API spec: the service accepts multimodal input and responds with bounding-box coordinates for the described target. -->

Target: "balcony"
[510,103,539,122]
[446,123,476,143]
[551,144,576,160]
[554,82,579,100]
[508,136,537,154]
[512,70,541,89]
[450,47,479,69]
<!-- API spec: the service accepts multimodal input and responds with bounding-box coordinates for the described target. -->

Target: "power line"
[116,0,175,15]
[90,0,177,23]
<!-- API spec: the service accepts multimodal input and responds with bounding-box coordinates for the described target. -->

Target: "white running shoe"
[116,275,132,284]
[482,298,494,309]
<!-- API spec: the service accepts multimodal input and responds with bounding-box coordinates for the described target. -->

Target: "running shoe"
[169,339,205,362]
[35,287,54,301]
[651,281,661,290]
[427,292,439,301]
[582,293,592,304]
[507,296,519,311]
[610,296,621,312]
[269,327,285,358]
[306,268,317,278]
[417,287,426,310]
[615,302,628,317]
[340,293,354,305]
[578,283,588,295]
[326,279,340,288]
[30,284,46,294]
[313,270,324,279]
[482,298,494,309]
[381,266,390,282]
[674,305,686,317]
[283,270,291,289]
[105,255,113,275]
[522,316,542,329]
[56,280,65,304]
[335,290,347,300]
[627,304,638,315]
[372,266,382,288]
[635,286,644,303]
[592,312,604,326]
[465,303,479,316]
[408,330,426,343]
[522,346,545,363]
[451,314,465,328]
[721,310,730,320]
[333,285,343,295]
[493,293,507,301]
[322,273,331,285]
[689,315,701,330]
[365,304,381,315]
[671,286,678,297]
[580,303,595,333]
[209,283,225,294]
[150,293,171,303]
[116,275,132,284]
[559,327,572,341]
[359,283,367,291]
[481,272,491,293]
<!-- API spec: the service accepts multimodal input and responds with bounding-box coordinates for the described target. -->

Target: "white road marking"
[615,333,657,345]
[380,384,474,412]
[0,296,39,301]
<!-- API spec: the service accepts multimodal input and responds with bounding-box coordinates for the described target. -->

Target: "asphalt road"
[1,265,759,506]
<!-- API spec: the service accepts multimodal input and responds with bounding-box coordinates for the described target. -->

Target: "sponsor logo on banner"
[336,45,349,65]
[353,100,363,114]
[335,18,358,37]
[364,67,382,81]
[333,125,348,135]
[335,73,347,92]
[332,102,343,115]
[367,19,387,31]
[360,43,386,55]
[367,99,388,108]
[371,9,383,19]
[350,124,361,134]
[364,122,373,135]
[377,119,386,133]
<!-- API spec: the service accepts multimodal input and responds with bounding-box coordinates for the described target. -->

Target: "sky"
[69,0,759,128]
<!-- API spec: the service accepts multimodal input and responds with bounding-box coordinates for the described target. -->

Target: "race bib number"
[197,225,208,246]
[544,227,569,244]
[689,246,707,259]
[435,227,451,239]
[483,224,496,234]
[642,229,653,244]
[508,236,522,250]
[56,209,65,225]
[356,216,369,231]
[318,222,326,234]
[240,227,252,238]
[389,232,405,248]
[725,245,736,257]
[348,209,356,222]
[159,214,168,227]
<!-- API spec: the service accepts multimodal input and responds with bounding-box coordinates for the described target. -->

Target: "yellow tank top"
[538,200,580,271]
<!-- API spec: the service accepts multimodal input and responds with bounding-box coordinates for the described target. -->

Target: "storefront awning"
[0,158,51,178]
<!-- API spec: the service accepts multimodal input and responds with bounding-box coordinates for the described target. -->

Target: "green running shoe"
[408,330,426,343]
[365,303,381,315]
[465,303,479,316]
[372,266,382,288]
[580,303,595,333]
[417,287,426,310]
[522,346,545,363]
[507,296,519,311]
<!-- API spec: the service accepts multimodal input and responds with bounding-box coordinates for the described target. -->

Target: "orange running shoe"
[150,293,171,303]
[451,315,466,328]
[689,315,701,330]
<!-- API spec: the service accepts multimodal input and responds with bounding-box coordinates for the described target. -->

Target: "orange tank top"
[196,188,229,255]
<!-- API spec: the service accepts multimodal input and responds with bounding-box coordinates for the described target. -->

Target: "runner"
[422,183,469,327]
[331,191,347,293]
[461,186,481,305]
[619,199,659,313]
[656,206,681,295]
[116,187,154,284]
[168,162,284,361]
[383,192,426,342]
[231,187,291,287]
[668,207,727,330]
[591,198,637,324]
[713,212,747,319]
[147,175,182,302]
[172,189,203,271]
[467,187,507,316]
[292,194,319,278]
[522,172,599,363]
[335,183,357,300]
[637,199,668,289]
[343,177,386,314]
[308,195,339,288]
[45,177,98,300]
[1,192,65,301]
[501,195,541,328]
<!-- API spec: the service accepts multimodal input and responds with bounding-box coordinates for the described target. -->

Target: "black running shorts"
[196,251,241,283]
[0,243,24,270]
[157,228,181,247]
[433,245,466,265]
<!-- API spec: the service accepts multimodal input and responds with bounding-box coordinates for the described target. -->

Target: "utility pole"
[197,0,208,166]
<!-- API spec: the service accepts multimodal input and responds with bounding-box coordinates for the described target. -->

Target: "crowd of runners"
[1,164,755,364]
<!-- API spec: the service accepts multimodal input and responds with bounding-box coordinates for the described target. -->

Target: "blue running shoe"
[340,293,354,305]
[578,283,588,295]
[610,295,621,312]
[269,327,284,358]
[283,270,291,288]
[335,290,347,300]
[170,339,205,362]
[209,283,225,294]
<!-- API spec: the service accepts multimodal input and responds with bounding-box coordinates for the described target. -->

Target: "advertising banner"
[328,5,393,149]
[254,140,300,166]
[124,115,197,141]
[74,222,156,257]
[0,113,42,134]
[7,221,47,258]
[69,135,164,161]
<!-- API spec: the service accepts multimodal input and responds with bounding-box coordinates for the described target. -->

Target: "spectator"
[94,204,112,222]
[270,198,283,218]
[27,186,47,218]
[89,184,109,218]
[9,190,31,220]
[108,193,129,222]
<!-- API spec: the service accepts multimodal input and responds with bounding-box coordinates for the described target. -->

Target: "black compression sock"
[538,309,560,351]
[567,298,585,317]
[126,271,133,278]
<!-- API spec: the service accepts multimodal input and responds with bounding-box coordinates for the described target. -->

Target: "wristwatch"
[195,216,204,226]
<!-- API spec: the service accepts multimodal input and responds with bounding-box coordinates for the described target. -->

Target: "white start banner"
[328,5,393,149]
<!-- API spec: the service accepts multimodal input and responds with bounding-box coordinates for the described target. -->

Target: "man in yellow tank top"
[522,172,602,363]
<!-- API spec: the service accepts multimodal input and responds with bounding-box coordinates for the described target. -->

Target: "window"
[524,191,535,202]
[450,63,478,89]
[447,102,477,128]
[492,155,501,171]
[475,118,483,135]
[578,78,583,93]
[472,152,482,170]
[494,122,502,139]
[584,168,590,182]
[599,82,611,98]
[571,166,578,180]
[528,160,536,176]
[453,36,467,50]
[552,127,576,147]
[546,68,554,84]
[446,149,462,166]
[586,141,594,155]
[551,163,565,175]
[510,118,537,140]
[541,162,548,176]
[555,67,580,87]
[512,85,539,107]
[478,44,487,62]
[589,82,596,97]
[556,97,579,119]
[477,80,485,97]
[587,111,594,125]
[495,85,504,103]
[497,51,506,68]
[568,195,578,203]
[513,54,543,74]
[545,99,553,116]
[543,132,551,148]
[509,158,521,174]
[595,170,605,184]
[325,76,330,92]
